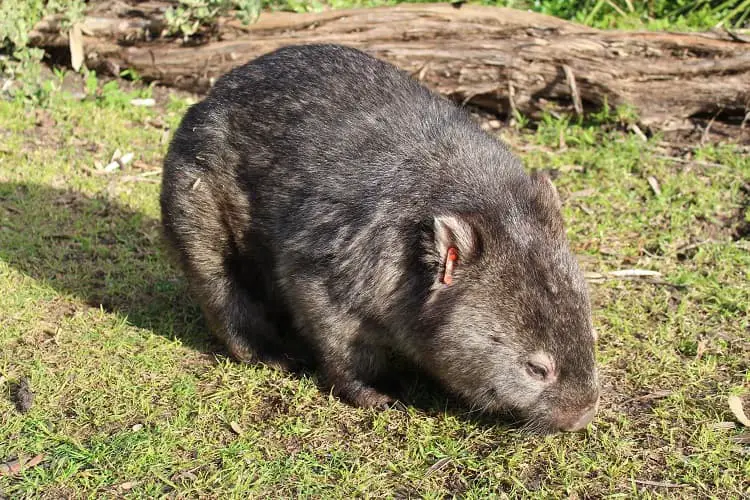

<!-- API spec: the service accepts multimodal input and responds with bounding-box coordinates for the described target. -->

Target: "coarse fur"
[160,44,599,433]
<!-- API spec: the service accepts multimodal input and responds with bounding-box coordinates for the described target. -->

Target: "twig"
[411,61,431,82]
[724,28,750,43]
[701,107,723,144]
[120,176,160,183]
[605,0,627,17]
[584,270,686,289]
[562,65,583,116]
[621,390,673,404]
[507,78,518,120]
[675,239,719,254]
[425,457,452,476]
[608,269,661,278]
[634,479,689,489]
[629,123,648,141]
[653,155,725,169]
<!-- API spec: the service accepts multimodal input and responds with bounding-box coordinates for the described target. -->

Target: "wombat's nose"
[559,397,599,432]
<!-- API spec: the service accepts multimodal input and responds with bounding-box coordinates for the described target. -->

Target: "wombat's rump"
[161,44,599,433]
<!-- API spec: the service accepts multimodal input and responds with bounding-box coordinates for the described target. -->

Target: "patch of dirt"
[20,109,65,153]
[250,391,291,423]
[44,296,80,323]
[686,182,750,246]
[19,297,82,349]
[442,467,470,496]
[282,436,302,456]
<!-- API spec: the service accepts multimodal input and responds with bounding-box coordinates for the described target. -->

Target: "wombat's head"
[420,172,599,433]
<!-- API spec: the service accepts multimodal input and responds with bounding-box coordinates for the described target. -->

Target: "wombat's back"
[166,45,525,221]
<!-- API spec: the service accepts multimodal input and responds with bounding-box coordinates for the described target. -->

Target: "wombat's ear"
[433,215,479,263]
[530,171,562,212]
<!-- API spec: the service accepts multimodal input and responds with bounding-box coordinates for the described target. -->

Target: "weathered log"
[29,2,750,133]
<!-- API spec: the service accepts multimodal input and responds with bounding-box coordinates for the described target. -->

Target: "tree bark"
[29,2,750,134]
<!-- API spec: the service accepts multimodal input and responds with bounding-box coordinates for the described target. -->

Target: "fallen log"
[29,2,750,134]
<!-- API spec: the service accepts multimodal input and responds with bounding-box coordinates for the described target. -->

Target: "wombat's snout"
[553,395,600,432]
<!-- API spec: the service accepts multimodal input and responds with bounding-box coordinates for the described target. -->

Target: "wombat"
[160,44,599,433]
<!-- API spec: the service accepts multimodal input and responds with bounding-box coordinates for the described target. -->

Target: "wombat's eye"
[526,361,549,381]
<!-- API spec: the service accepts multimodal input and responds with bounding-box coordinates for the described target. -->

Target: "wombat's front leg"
[325,362,395,410]
[290,285,394,408]
[320,324,395,409]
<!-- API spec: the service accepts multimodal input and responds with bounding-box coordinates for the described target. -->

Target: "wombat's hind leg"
[163,176,291,371]
[198,283,294,372]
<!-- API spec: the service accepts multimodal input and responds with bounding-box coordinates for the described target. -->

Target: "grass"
[0,64,748,497]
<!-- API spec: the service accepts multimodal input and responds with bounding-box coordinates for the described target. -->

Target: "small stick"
[675,239,718,254]
[562,65,583,116]
[634,479,689,489]
[653,155,725,169]
[701,107,723,144]
[629,123,648,141]
[605,0,627,17]
[507,78,517,116]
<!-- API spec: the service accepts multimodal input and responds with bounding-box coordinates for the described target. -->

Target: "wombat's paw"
[262,354,307,374]
[349,386,395,410]
[225,339,257,364]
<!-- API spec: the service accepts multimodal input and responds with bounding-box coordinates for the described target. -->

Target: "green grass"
[0,69,748,497]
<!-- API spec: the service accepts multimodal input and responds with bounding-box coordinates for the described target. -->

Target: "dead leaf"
[118,481,138,490]
[25,454,45,468]
[647,176,662,196]
[0,454,45,477]
[694,340,707,360]
[229,421,244,435]
[709,421,736,430]
[130,98,156,107]
[69,24,84,72]
[118,152,134,167]
[730,433,750,444]
[0,458,22,476]
[425,457,451,476]
[173,471,198,483]
[131,423,143,432]
[728,395,750,427]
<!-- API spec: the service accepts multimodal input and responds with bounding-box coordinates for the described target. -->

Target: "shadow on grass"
[0,181,216,354]
[0,182,515,428]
